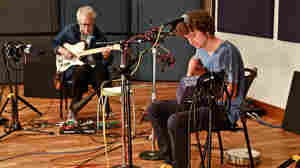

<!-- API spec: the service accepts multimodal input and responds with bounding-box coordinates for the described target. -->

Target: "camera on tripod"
[3,41,32,63]
[0,41,51,140]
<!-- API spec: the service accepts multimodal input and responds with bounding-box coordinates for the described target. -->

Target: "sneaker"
[63,119,79,129]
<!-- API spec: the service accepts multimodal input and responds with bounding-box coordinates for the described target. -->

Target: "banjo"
[225,148,261,166]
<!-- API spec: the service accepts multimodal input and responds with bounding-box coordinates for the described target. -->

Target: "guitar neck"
[77,44,120,58]
[77,48,103,57]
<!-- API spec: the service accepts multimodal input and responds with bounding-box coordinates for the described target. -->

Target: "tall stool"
[97,86,136,136]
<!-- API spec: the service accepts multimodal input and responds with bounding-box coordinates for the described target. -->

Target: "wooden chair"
[190,67,258,168]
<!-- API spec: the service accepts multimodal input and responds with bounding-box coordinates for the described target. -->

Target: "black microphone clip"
[162,14,189,32]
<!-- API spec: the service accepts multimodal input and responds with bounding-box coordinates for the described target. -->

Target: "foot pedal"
[59,126,96,134]
[59,120,96,134]
[97,121,120,129]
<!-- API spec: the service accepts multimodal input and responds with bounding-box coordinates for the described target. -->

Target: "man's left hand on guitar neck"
[102,47,112,59]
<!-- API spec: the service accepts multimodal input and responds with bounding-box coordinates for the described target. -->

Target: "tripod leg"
[0,125,55,141]
[0,129,14,140]
[0,97,10,116]
[22,127,55,135]
[16,95,42,116]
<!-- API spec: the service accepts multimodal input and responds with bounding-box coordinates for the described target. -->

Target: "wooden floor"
[0,82,299,168]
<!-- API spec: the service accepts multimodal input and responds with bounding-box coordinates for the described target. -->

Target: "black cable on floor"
[246,112,282,128]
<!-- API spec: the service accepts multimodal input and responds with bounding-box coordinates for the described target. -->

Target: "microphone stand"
[138,26,176,161]
[198,73,228,168]
[112,41,139,168]
[112,28,171,164]
[139,47,161,161]
[206,96,213,168]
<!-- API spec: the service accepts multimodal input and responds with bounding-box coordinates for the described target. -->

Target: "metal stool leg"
[130,89,136,137]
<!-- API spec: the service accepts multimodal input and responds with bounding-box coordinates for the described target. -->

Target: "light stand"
[0,44,54,141]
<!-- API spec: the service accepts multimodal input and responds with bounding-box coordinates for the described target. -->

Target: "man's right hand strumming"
[187,57,206,76]
[58,47,74,59]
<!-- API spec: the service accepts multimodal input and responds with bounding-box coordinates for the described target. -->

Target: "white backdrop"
[215,0,300,109]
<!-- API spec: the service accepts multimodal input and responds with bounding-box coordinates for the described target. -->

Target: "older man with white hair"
[53,6,113,125]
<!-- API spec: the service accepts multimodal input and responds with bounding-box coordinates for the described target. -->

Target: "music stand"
[0,43,54,140]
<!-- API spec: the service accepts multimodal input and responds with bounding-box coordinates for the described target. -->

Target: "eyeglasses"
[79,23,93,27]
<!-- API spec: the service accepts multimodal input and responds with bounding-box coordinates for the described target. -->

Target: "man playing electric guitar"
[56,41,120,73]
[53,6,114,125]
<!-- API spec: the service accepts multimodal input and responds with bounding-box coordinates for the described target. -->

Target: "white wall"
[215,0,300,109]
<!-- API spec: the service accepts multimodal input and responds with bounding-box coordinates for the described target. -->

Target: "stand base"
[0,117,8,125]
[111,165,141,168]
[139,150,162,161]
[106,132,121,138]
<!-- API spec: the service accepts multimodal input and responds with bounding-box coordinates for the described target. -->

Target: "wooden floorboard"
[0,81,299,168]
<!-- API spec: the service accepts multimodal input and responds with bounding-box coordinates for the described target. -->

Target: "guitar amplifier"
[24,47,59,98]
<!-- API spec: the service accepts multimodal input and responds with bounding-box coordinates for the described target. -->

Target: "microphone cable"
[246,111,282,128]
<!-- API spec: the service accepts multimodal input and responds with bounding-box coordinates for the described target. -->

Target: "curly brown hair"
[175,9,215,37]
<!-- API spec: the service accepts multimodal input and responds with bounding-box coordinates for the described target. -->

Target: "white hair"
[76,6,97,21]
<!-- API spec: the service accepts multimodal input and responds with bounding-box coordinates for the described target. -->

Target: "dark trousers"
[148,100,229,168]
[64,64,111,117]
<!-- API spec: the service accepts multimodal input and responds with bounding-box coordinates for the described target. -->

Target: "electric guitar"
[56,41,120,72]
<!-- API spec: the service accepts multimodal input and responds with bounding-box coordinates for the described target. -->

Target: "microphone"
[16,44,32,54]
[86,35,95,48]
[157,45,175,72]
[163,14,189,32]
[15,43,45,55]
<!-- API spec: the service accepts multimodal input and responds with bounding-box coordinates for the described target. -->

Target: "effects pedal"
[97,120,121,129]
[59,120,96,134]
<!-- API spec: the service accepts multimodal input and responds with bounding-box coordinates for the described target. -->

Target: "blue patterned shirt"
[194,40,245,125]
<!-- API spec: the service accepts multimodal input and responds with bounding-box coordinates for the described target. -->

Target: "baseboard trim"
[248,97,285,120]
